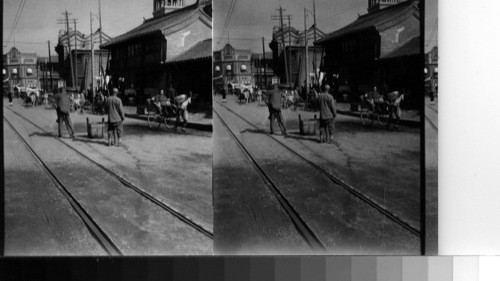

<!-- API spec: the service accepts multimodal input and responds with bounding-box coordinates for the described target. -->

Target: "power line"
[218,0,238,44]
[3,40,47,45]
[7,0,27,44]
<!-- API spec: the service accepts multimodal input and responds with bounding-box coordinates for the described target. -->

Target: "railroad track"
[4,107,214,241]
[215,102,421,238]
[214,110,327,251]
[4,116,122,255]
[425,115,438,132]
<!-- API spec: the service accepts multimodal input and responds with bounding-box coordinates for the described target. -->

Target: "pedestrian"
[167,85,178,101]
[105,88,125,146]
[318,85,337,143]
[266,84,287,136]
[430,86,435,106]
[173,92,192,132]
[8,89,13,106]
[154,89,169,115]
[221,86,227,103]
[54,88,76,140]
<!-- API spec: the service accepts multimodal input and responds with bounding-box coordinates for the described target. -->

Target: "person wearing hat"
[266,84,287,136]
[105,88,125,146]
[318,84,337,143]
[54,88,75,139]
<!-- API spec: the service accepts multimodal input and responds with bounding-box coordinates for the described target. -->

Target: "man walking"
[266,84,287,136]
[318,84,337,143]
[54,88,75,139]
[105,88,125,146]
[173,92,192,132]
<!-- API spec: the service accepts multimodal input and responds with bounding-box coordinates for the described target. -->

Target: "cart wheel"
[163,114,176,129]
[147,110,162,129]
[360,110,375,127]
[377,113,389,127]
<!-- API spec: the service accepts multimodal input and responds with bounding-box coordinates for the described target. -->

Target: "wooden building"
[101,0,212,105]
[38,56,65,92]
[269,26,325,88]
[55,29,111,91]
[251,52,279,89]
[316,0,422,108]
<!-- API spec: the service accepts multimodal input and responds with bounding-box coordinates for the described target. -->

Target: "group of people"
[53,85,192,146]
[265,84,337,143]
[151,86,192,132]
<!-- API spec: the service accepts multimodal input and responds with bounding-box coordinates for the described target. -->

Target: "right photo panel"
[213,0,434,255]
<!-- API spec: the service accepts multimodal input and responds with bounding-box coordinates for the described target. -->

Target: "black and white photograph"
[213,0,433,254]
[3,0,213,255]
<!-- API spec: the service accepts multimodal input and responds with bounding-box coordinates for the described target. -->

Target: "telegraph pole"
[271,7,290,85]
[48,41,53,92]
[287,15,293,87]
[57,11,76,87]
[304,8,309,95]
[90,11,95,99]
[262,37,267,88]
[313,0,318,86]
[98,0,104,80]
[73,19,78,89]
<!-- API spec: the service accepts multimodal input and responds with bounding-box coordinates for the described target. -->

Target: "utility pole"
[262,37,267,88]
[304,8,309,95]
[90,11,95,99]
[287,15,293,87]
[271,7,290,85]
[73,19,78,89]
[57,11,76,87]
[313,0,318,86]
[98,0,104,80]
[48,41,53,92]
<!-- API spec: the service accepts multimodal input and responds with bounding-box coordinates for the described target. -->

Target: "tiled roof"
[381,36,420,59]
[101,1,211,48]
[166,39,212,64]
[316,0,418,44]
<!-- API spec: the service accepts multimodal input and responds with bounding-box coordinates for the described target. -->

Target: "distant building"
[55,29,111,91]
[102,0,212,105]
[425,46,438,92]
[251,52,279,89]
[269,25,325,88]
[213,43,253,90]
[38,56,65,92]
[3,47,39,91]
[316,0,421,108]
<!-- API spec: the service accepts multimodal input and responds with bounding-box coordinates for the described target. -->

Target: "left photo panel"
[3,0,213,255]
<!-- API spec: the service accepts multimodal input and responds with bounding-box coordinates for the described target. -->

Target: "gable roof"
[166,39,212,64]
[101,1,211,48]
[316,0,419,45]
[381,35,420,59]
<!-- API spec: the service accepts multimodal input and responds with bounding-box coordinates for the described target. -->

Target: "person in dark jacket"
[266,84,287,136]
[54,88,75,139]
[167,85,178,101]
[7,89,13,106]
[105,88,125,146]
[318,85,337,143]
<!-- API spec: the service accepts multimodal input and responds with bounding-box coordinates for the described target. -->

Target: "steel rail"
[214,110,327,251]
[215,102,421,237]
[425,115,438,132]
[5,107,214,240]
[4,116,123,256]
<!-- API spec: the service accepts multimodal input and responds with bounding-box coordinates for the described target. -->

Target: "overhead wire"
[7,0,27,44]
[217,0,237,44]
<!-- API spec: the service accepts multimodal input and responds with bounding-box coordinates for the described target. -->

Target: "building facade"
[269,26,325,88]
[425,46,438,92]
[316,0,421,108]
[251,52,279,89]
[38,56,65,92]
[102,0,212,105]
[213,43,253,90]
[3,47,39,91]
[55,29,111,91]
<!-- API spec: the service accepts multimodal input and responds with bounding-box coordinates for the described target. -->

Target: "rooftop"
[380,35,420,59]
[316,0,418,44]
[167,39,212,64]
[102,0,211,48]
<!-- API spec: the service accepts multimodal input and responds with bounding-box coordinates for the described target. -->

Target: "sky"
[3,0,154,57]
[3,0,438,56]
[213,0,438,53]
